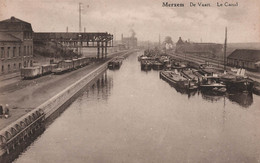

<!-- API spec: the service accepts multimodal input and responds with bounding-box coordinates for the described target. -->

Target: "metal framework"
[34,32,113,58]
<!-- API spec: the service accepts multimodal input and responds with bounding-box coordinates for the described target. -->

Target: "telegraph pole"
[78,2,82,56]
[79,2,82,32]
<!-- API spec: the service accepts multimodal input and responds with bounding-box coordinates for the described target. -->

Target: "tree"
[164,36,173,44]
[164,36,173,50]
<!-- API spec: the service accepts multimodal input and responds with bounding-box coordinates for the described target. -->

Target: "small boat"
[200,76,226,94]
[160,70,198,91]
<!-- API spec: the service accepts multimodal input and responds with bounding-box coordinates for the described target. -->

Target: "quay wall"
[0,49,137,157]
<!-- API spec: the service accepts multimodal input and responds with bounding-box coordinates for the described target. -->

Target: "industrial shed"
[227,49,260,71]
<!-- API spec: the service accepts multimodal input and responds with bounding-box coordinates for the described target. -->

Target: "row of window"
[1,63,21,72]
[1,60,32,73]
[228,59,255,68]
[24,32,33,39]
[0,46,33,59]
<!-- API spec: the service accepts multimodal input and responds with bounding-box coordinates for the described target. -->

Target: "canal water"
[14,51,260,163]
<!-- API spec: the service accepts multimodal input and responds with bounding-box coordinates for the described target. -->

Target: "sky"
[0,0,260,43]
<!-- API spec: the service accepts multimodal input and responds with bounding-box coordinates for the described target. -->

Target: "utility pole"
[224,27,227,72]
[79,2,82,33]
[78,2,82,56]
[159,34,161,49]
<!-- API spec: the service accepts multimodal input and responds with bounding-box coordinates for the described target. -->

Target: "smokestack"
[66,26,68,33]
[84,27,86,33]
[130,29,136,38]
[159,34,161,46]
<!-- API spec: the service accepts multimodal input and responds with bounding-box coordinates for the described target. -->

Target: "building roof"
[176,37,184,45]
[0,16,33,32]
[227,49,260,62]
[0,16,29,24]
[0,32,21,42]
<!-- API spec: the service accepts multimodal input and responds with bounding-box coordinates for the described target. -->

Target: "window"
[24,46,26,56]
[7,47,10,58]
[27,46,29,56]
[8,64,10,71]
[18,47,21,56]
[13,47,16,57]
[1,47,4,58]
[14,63,16,70]
[19,63,21,69]
[1,65,4,72]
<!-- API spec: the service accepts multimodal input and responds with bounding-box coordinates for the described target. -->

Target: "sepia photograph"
[0,0,260,162]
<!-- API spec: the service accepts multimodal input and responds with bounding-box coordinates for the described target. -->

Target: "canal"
[14,51,260,163]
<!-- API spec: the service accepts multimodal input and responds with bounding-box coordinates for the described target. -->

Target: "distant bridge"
[34,32,113,58]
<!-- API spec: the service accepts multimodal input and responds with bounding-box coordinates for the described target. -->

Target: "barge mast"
[224,27,227,73]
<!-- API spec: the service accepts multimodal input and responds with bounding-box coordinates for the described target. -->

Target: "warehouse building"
[175,37,222,57]
[121,34,137,49]
[227,49,260,71]
[0,16,34,75]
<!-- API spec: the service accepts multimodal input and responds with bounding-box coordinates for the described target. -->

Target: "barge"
[160,70,198,91]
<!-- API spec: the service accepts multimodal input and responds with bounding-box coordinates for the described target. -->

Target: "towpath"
[0,50,130,130]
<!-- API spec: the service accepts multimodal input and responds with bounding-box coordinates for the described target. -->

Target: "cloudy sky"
[0,0,259,43]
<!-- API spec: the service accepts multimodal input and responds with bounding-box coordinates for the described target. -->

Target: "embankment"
[0,49,137,158]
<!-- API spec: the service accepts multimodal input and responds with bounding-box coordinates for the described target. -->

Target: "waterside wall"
[0,50,137,158]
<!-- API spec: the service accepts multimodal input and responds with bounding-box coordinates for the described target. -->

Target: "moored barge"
[160,70,198,91]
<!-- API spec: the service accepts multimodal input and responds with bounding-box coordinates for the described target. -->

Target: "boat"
[160,70,198,91]
[220,69,254,93]
[152,61,164,70]
[199,64,221,76]
[108,58,123,70]
[253,84,260,95]
[181,68,201,85]
[200,76,227,94]
[220,28,254,93]
[141,60,152,71]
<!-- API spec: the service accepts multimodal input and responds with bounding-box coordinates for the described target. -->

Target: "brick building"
[0,16,33,75]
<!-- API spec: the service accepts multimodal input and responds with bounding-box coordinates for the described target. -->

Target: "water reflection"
[159,73,254,108]
[159,76,197,98]
[227,92,253,108]
[200,91,224,102]
[88,71,113,102]
[14,51,260,163]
